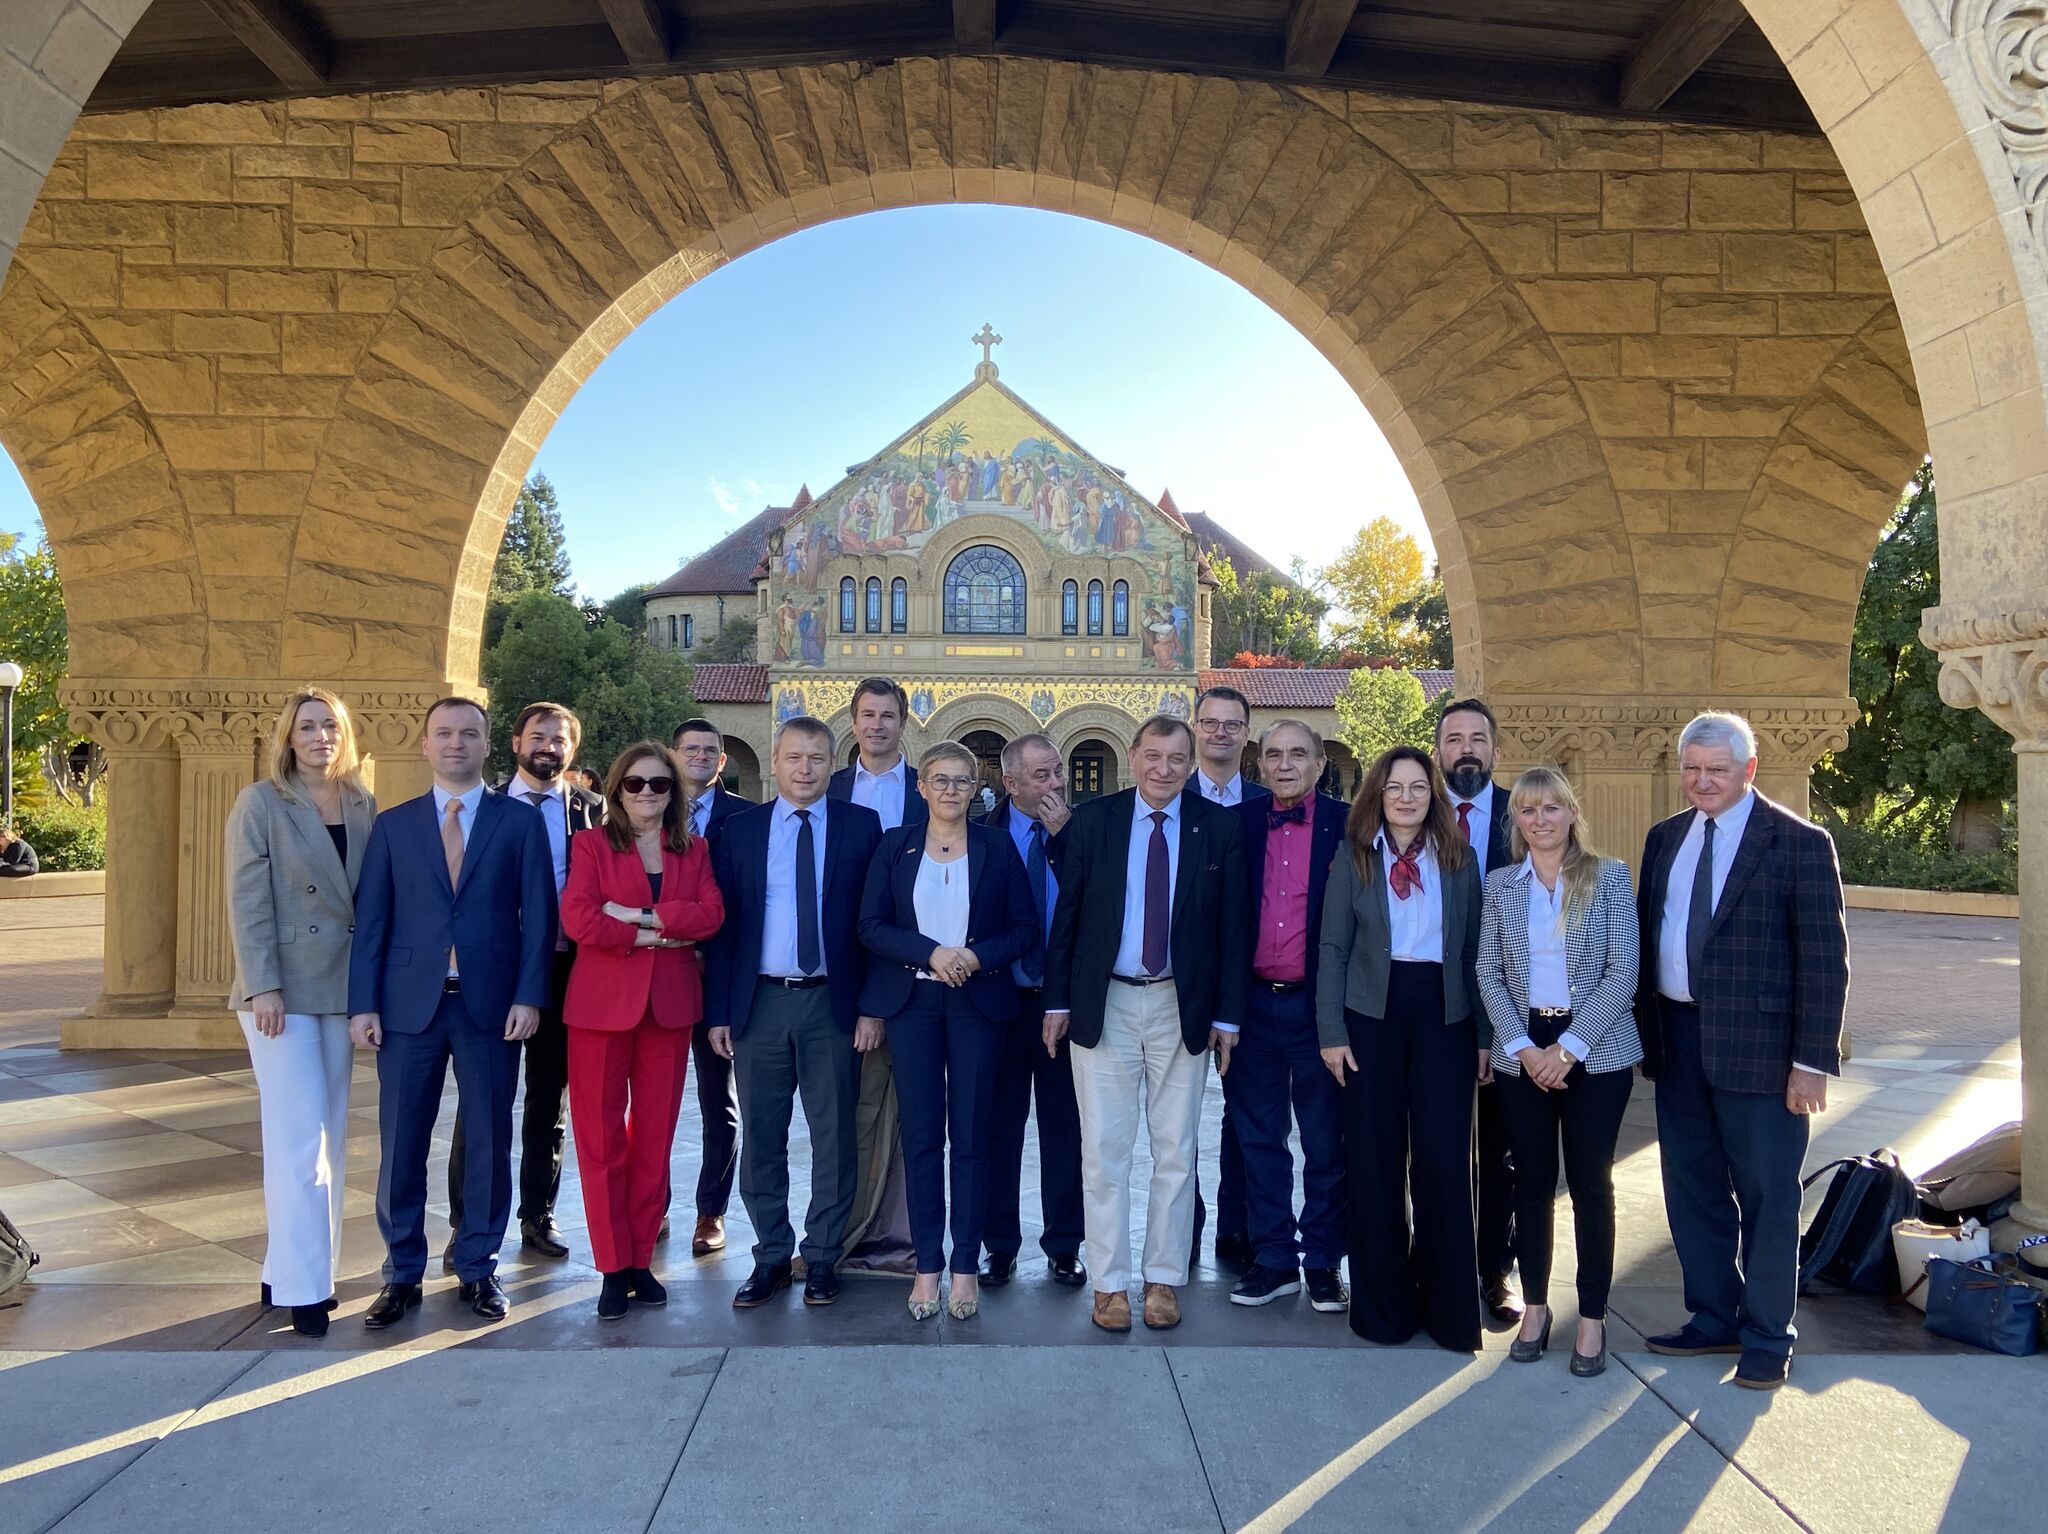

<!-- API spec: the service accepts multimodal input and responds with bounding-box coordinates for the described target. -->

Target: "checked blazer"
[1477,856,1642,1077]
[1635,792,1849,1093]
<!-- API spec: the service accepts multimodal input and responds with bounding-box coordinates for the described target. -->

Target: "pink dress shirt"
[1252,816,1310,982]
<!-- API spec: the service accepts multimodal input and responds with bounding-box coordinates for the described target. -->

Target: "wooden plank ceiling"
[92,0,1817,132]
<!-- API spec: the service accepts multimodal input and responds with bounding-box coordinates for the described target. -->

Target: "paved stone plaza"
[0,893,2040,1532]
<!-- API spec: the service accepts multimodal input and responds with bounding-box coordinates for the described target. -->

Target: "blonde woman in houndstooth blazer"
[1476,765,1640,1379]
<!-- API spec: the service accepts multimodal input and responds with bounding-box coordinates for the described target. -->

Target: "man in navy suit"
[1186,684,1267,1271]
[674,717,753,1259]
[1436,696,1522,1326]
[1637,711,1847,1390]
[1225,721,1351,1316]
[705,716,884,1309]
[827,676,926,831]
[349,696,557,1327]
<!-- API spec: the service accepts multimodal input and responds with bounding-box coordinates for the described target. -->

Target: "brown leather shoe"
[1143,1282,1180,1329]
[692,1216,726,1258]
[1092,1290,1132,1332]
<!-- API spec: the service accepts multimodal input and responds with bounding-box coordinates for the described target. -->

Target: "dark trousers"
[692,1020,741,1217]
[1475,1081,1517,1279]
[1495,1062,1633,1317]
[984,985,1084,1260]
[1341,962,1481,1351]
[1225,984,1344,1271]
[1654,999,1808,1356]
[448,948,571,1228]
[376,987,521,1284]
[890,981,1002,1275]
[734,980,858,1268]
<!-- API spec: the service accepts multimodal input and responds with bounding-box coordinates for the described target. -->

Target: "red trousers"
[567,1012,691,1273]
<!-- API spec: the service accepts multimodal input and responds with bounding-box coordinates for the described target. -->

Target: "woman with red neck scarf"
[1316,744,1486,1352]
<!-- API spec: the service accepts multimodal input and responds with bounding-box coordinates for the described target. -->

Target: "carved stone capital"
[1491,696,1856,773]
[1935,639,2048,748]
[60,679,465,759]
[1938,0,2048,275]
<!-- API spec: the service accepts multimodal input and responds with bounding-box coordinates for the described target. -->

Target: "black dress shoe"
[440,1242,457,1275]
[734,1262,793,1308]
[1214,1232,1256,1272]
[521,1217,570,1259]
[364,1283,423,1329]
[1049,1253,1087,1288]
[803,1261,840,1306]
[627,1267,667,1306]
[290,1302,331,1338]
[597,1272,630,1323]
[1483,1274,1524,1326]
[459,1274,509,1321]
[1645,1322,1744,1357]
[981,1251,1017,1287]
[261,1284,337,1313]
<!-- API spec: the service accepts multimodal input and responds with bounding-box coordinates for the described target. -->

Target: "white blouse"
[1524,861,1571,1010]
[1374,833,1444,964]
[912,852,971,977]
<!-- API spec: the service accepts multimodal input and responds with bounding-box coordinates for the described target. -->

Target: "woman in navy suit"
[859,741,1037,1321]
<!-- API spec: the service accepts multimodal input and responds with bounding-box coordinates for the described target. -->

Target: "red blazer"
[561,828,724,1031]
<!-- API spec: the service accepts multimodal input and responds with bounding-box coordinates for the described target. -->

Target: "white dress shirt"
[1450,781,1496,880]
[761,795,830,978]
[1193,770,1246,807]
[1500,857,1593,1062]
[1374,832,1444,963]
[1656,788,1757,1004]
[431,782,485,976]
[1115,792,1182,978]
[912,854,971,977]
[850,755,909,831]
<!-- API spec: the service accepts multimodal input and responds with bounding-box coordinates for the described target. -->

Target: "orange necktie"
[442,798,464,973]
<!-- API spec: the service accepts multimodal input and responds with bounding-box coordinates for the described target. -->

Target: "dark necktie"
[1020,821,1049,985]
[1457,800,1473,842]
[1142,809,1169,975]
[1686,815,1716,995]
[795,808,821,975]
[1268,804,1306,828]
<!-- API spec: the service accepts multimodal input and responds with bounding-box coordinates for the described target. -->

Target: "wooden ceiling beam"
[1620,0,1749,113]
[596,0,670,67]
[198,0,329,90]
[953,0,997,49]
[1282,0,1358,78]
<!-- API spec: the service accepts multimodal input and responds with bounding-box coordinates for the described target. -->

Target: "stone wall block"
[170,310,277,354]
[170,204,284,266]
[278,311,377,374]
[1630,531,1731,593]
[1509,170,1600,214]
[111,350,213,412]
[52,199,168,245]
[456,121,563,169]
[1557,229,1630,272]
[1601,437,1704,490]
[1671,394,1797,437]
[224,268,334,313]
[1602,171,1689,230]
[351,122,457,166]
[1577,376,1673,436]
[1451,111,1556,170]
[1620,335,1735,378]
[591,96,712,249]
[13,242,115,305]
[1775,295,1888,334]
[1428,372,1585,478]
[1732,336,1843,395]
[231,144,349,180]
[1721,232,1832,291]
[1659,129,1760,169]
[1517,276,1660,334]
[157,101,285,145]
[86,143,232,201]
[290,225,366,268]
[216,372,348,417]
[293,179,400,225]
[1689,171,1795,229]
[1658,292,1777,334]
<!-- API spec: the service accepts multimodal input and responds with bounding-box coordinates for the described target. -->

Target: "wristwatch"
[640,907,654,927]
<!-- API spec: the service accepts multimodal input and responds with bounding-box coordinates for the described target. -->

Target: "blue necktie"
[795,808,821,976]
[1020,821,1049,985]
[1686,816,1716,996]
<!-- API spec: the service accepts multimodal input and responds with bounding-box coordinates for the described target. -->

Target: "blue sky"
[0,205,1430,599]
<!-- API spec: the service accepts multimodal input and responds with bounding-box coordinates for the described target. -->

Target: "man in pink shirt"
[1224,720,1353,1314]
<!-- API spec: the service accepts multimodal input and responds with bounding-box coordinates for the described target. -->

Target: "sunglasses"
[620,775,674,795]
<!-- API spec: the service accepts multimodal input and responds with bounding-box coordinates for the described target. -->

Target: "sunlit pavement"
[1,895,2039,1532]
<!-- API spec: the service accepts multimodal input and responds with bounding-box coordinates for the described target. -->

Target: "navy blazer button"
[309,924,319,934]
[307,885,317,894]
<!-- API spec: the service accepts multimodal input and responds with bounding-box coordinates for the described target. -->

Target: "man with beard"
[443,703,603,1266]
[1434,697,1522,1326]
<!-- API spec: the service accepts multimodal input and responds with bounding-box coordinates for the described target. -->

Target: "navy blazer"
[700,783,753,835]
[347,789,558,1034]
[1239,792,1348,999]
[704,796,883,1038]
[1184,776,1270,812]
[857,822,1038,1022]
[829,759,928,829]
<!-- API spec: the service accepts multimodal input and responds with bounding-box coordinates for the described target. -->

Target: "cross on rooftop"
[972,323,1002,379]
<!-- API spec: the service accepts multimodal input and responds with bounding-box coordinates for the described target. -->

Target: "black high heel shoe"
[290,1302,331,1338]
[1570,1320,1608,1377]
[261,1284,337,1313]
[1508,1308,1552,1363]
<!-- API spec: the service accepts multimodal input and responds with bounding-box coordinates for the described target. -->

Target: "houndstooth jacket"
[1477,855,1642,1077]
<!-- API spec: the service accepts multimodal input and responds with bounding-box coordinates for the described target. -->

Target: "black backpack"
[1797,1148,1920,1296]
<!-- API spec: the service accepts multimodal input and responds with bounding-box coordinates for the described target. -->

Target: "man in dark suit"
[1186,684,1268,1271]
[979,732,1086,1289]
[1436,696,1522,1325]
[674,716,752,1258]
[349,696,557,1326]
[827,675,926,832]
[1044,714,1250,1333]
[1225,720,1351,1316]
[704,715,884,1309]
[1637,711,1847,1390]
[445,701,601,1266]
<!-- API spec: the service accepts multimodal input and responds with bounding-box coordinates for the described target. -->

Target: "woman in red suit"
[561,742,725,1321]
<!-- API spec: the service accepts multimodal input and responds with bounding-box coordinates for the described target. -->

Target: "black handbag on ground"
[1797,1148,1920,1296]
[0,1204,37,1297]
[1923,1256,2042,1356]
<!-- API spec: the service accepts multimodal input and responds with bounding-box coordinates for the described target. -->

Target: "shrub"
[1827,808,2016,895]
[8,797,106,871]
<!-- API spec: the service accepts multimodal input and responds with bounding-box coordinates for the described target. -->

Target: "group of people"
[225,676,1847,1391]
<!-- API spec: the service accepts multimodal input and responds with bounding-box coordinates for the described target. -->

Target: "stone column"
[167,710,264,1023]
[93,740,180,1019]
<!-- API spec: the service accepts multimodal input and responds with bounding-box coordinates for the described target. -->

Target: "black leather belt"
[443,977,462,993]
[1110,972,1173,988]
[1256,979,1307,993]
[760,975,828,990]
[1530,1006,1570,1020]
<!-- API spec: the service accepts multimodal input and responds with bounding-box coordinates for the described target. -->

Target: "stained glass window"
[943,545,1026,634]
[1112,580,1129,636]
[865,576,882,633]
[839,577,856,633]
[1086,579,1103,636]
[1062,580,1078,635]
[891,577,908,632]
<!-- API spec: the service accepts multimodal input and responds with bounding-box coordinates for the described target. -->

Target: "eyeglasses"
[1381,783,1434,801]
[1196,719,1247,735]
[926,775,978,794]
[620,776,674,795]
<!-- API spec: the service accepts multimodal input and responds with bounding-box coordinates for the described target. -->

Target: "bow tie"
[1267,804,1307,828]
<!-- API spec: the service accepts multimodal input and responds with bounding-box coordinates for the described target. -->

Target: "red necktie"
[1457,800,1473,843]
[1388,844,1423,900]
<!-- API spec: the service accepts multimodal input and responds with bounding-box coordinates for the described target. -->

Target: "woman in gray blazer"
[1317,744,1485,1352]
[225,687,375,1337]
[1477,765,1641,1377]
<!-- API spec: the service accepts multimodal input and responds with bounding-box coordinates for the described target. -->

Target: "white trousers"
[1070,979,1206,1291]
[237,1010,353,1306]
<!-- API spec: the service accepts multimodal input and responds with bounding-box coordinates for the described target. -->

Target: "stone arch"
[1050,701,1145,752]
[720,735,764,801]
[924,692,1041,745]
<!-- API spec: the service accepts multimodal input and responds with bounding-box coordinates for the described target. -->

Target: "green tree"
[1333,666,1432,766]
[576,622,695,777]
[0,526,98,804]
[594,581,654,637]
[1321,516,1430,662]
[1390,566,1454,669]
[1207,552,1328,665]
[930,421,971,461]
[695,612,758,663]
[1813,460,2015,848]
[492,473,573,598]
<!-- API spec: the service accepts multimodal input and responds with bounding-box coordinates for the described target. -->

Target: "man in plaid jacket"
[1636,711,1848,1391]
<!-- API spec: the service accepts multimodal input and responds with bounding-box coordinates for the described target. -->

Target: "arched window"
[1062,579,1078,636]
[667,614,678,647]
[1112,580,1130,636]
[943,545,1027,634]
[682,614,696,649]
[1086,579,1104,636]
[865,576,882,633]
[839,576,856,633]
[891,577,908,632]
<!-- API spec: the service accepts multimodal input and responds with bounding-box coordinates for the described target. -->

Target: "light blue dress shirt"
[1115,792,1181,978]
[761,795,830,977]
[1656,788,1757,1005]
[430,782,485,976]
[1006,803,1058,988]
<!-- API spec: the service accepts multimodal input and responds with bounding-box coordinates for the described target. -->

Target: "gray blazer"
[1477,856,1643,1076]
[1316,838,1483,1052]
[226,777,377,1013]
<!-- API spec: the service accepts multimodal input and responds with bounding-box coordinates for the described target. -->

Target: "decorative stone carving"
[1940,0,2048,268]
[62,680,459,756]
[1491,696,1857,771]
[1934,638,2048,747]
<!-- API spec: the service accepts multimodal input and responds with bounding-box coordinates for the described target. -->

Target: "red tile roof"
[690,663,769,704]
[650,505,788,598]
[1197,667,1456,709]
